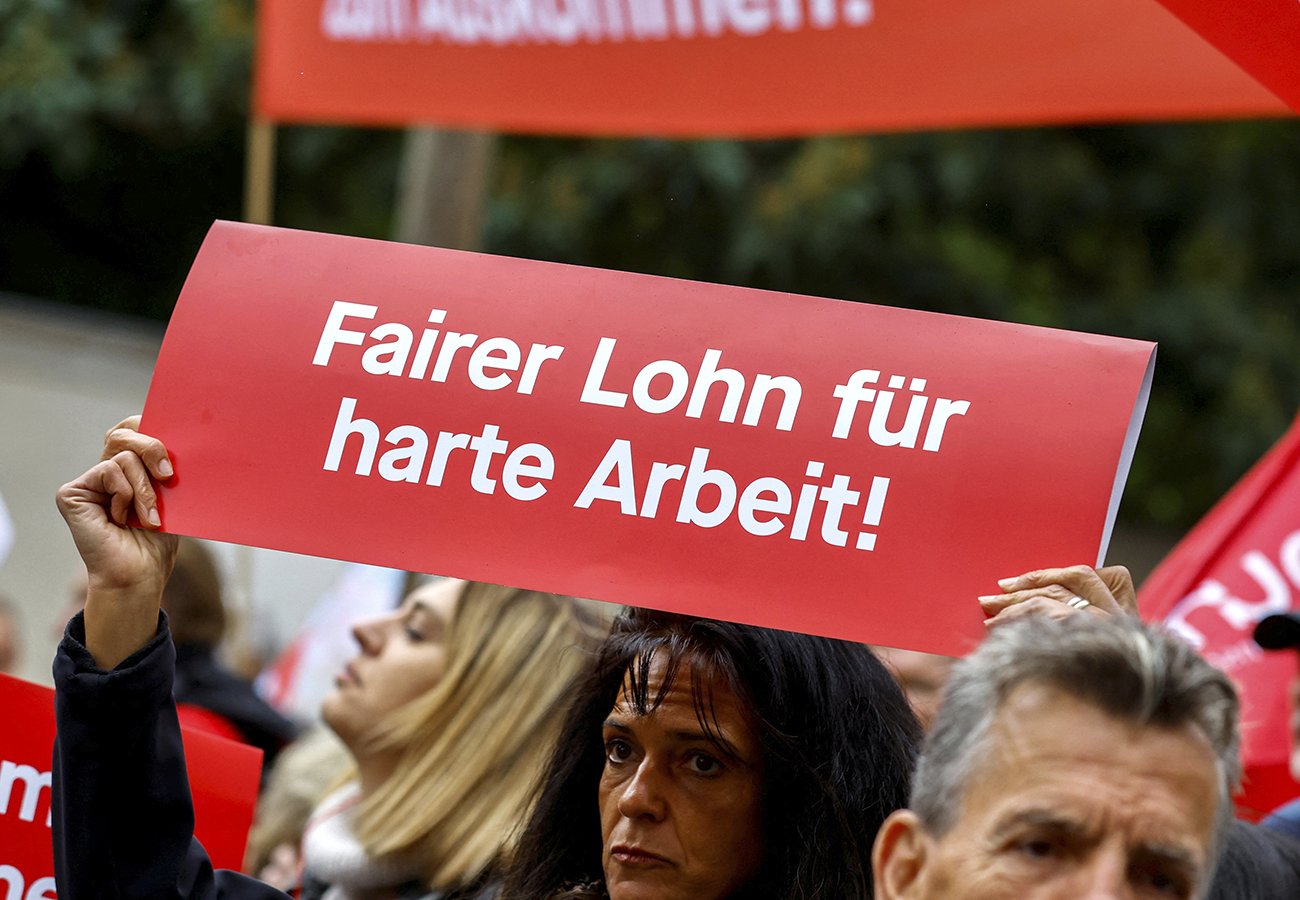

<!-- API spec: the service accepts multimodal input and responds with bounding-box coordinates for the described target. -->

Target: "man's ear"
[872,809,931,899]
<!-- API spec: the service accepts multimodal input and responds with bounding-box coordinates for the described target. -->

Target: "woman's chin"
[604,868,682,900]
[318,693,352,744]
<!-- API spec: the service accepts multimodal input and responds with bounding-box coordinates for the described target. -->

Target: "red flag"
[1152,0,1300,113]
[254,0,1286,135]
[1141,413,1300,819]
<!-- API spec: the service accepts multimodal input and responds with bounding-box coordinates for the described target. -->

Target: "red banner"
[254,0,1287,135]
[1153,0,1300,113]
[1141,413,1300,819]
[142,221,1153,657]
[0,673,262,892]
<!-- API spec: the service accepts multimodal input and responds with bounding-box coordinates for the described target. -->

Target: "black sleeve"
[52,611,287,900]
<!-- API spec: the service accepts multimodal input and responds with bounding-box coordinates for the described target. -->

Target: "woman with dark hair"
[504,607,923,900]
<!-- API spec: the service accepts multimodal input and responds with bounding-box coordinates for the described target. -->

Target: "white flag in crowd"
[0,492,13,568]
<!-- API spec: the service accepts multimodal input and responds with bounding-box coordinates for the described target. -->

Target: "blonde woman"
[52,425,609,900]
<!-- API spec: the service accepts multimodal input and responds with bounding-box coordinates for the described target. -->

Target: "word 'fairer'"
[312,301,566,393]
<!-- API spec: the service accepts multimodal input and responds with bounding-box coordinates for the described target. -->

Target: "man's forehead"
[969,682,1220,853]
[989,681,1219,765]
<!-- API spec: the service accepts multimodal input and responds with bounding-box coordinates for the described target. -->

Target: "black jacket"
[53,611,283,899]
[173,641,297,770]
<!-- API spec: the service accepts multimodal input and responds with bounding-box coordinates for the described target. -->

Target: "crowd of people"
[42,419,1300,898]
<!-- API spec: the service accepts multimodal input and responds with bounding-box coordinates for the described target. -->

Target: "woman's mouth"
[610,844,671,867]
[335,663,361,687]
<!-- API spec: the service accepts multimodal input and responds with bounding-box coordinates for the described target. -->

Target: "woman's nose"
[351,617,386,654]
[617,760,669,822]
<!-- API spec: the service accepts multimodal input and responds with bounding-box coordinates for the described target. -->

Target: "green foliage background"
[2,0,1297,531]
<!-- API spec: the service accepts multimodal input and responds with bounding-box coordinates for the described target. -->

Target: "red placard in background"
[142,221,1154,658]
[1141,413,1300,819]
[254,0,1286,135]
[0,673,262,893]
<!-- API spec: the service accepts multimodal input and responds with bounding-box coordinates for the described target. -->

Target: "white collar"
[302,783,425,895]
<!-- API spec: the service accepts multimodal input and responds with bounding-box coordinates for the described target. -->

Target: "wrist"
[83,587,164,670]
[84,575,164,606]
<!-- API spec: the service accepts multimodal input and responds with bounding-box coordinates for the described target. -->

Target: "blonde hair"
[352,580,610,889]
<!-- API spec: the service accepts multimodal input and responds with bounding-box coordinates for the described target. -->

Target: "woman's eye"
[605,739,633,764]
[405,625,426,642]
[686,752,723,776]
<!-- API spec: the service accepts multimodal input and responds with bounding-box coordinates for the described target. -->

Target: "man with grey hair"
[872,614,1241,900]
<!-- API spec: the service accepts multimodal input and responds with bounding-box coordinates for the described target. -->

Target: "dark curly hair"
[503,608,921,899]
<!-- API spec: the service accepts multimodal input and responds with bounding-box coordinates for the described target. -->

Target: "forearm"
[52,612,286,900]
[54,612,202,898]
[84,582,165,670]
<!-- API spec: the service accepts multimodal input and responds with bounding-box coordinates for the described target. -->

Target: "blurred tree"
[0,0,252,167]
[0,0,401,316]
[485,127,1300,529]
[0,0,1296,529]
[0,0,256,317]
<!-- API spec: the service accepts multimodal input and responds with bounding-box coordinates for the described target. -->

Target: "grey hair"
[912,615,1240,890]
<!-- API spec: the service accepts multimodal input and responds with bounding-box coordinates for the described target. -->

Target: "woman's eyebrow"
[407,600,442,625]
[677,726,748,763]
[601,719,721,744]
[602,717,750,764]
[672,729,724,743]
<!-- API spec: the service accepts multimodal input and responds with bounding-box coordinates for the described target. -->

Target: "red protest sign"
[254,0,1285,135]
[0,673,261,887]
[143,221,1153,657]
[1152,0,1300,113]
[1141,413,1300,819]
[182,726,263,869]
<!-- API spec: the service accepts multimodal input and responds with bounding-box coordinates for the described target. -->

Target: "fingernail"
[158,459,174,478]
[997,577,1016,589]
[147,508,161,527]
[977,595,1001,605]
